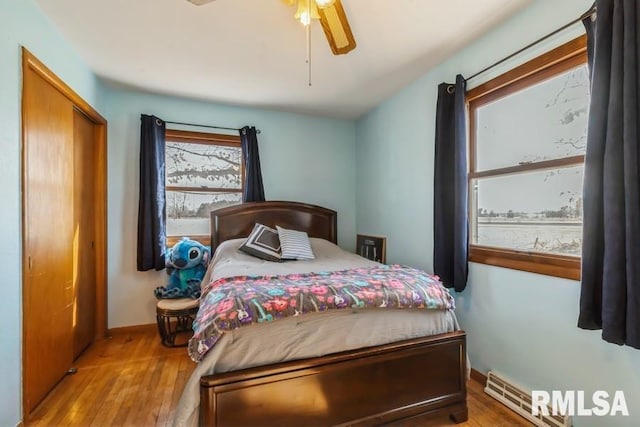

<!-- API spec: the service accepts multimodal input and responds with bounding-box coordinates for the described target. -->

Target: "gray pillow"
[277,226,315,260]
[239,223,282,262]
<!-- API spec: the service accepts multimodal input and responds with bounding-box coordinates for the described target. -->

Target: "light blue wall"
[356,0,639,425]
[0,0,105,425]
[0,0,356,418]
[103,87,356,328]
[7,0,637,425]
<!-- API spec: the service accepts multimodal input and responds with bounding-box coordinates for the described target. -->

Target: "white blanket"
[173,238,460,427]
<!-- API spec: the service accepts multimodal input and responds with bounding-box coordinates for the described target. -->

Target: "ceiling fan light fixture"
[285,0,356,57]
[294,0,320,26]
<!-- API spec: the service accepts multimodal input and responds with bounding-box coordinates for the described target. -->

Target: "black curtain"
[434,75,469,292]
[583,7,596,73]
[137,115,167,271]
[240,126,266,202]
[579,0,640,348]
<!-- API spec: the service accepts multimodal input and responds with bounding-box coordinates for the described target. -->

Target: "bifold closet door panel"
[23,67,75,413]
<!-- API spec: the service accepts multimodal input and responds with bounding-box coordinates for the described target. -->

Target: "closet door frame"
[21,48,108,416]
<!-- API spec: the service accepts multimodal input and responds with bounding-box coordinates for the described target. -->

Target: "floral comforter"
[188,264,455,362]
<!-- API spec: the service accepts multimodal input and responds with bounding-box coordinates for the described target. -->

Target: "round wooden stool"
[155,298,199,347]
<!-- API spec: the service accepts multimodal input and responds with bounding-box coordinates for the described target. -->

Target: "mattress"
[173,238,461,427]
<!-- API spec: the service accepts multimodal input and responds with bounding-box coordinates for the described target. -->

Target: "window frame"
[466,35,587,280]
[165,129,244,247]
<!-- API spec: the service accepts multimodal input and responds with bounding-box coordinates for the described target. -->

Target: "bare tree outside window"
[473,66,589,256]
[165,130,243,239]
[467,36,588,279]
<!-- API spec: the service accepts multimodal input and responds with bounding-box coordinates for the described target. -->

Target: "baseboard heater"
[484,371,571,427]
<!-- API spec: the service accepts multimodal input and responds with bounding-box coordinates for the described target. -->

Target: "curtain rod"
[466,5,596,82]
[165,120,261,134]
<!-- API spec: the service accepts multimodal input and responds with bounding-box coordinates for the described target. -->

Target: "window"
[466,36,589,280]
[165,129,243,245]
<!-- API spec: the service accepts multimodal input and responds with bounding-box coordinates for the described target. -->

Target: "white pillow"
[276,226,315,260]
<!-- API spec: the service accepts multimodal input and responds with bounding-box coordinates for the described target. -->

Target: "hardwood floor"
[399,380,533,427]
[28,326,531,426]
[28,325,193,426]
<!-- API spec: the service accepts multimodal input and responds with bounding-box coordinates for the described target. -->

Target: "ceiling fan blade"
[186,0,216,5]
[317,0,356,55]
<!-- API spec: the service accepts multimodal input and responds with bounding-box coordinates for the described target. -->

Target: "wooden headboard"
[210,201,337,252]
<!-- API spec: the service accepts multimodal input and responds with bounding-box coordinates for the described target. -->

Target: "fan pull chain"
[306,0,312,86]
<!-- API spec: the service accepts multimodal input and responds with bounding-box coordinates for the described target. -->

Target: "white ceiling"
[36,0,531,119]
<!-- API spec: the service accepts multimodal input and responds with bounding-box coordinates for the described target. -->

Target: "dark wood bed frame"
[203,201,467,426]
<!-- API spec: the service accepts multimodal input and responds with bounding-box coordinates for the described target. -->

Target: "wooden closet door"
[73,110,97,358]
[23,65,75,413]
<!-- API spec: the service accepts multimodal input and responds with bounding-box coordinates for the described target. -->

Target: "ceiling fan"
[186,0,356,55]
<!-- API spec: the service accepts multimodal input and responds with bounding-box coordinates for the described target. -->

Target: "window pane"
[475,65,590,171]
[472,166,583,256]
[166,141,242,189]
[167,191,242,236]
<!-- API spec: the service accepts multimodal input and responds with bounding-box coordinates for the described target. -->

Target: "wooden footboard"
[199,330,467,426]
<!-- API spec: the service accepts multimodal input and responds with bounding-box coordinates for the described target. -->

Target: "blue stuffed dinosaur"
[154,237,211,299]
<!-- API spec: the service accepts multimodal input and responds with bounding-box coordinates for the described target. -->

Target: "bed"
[173,201,467,426]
